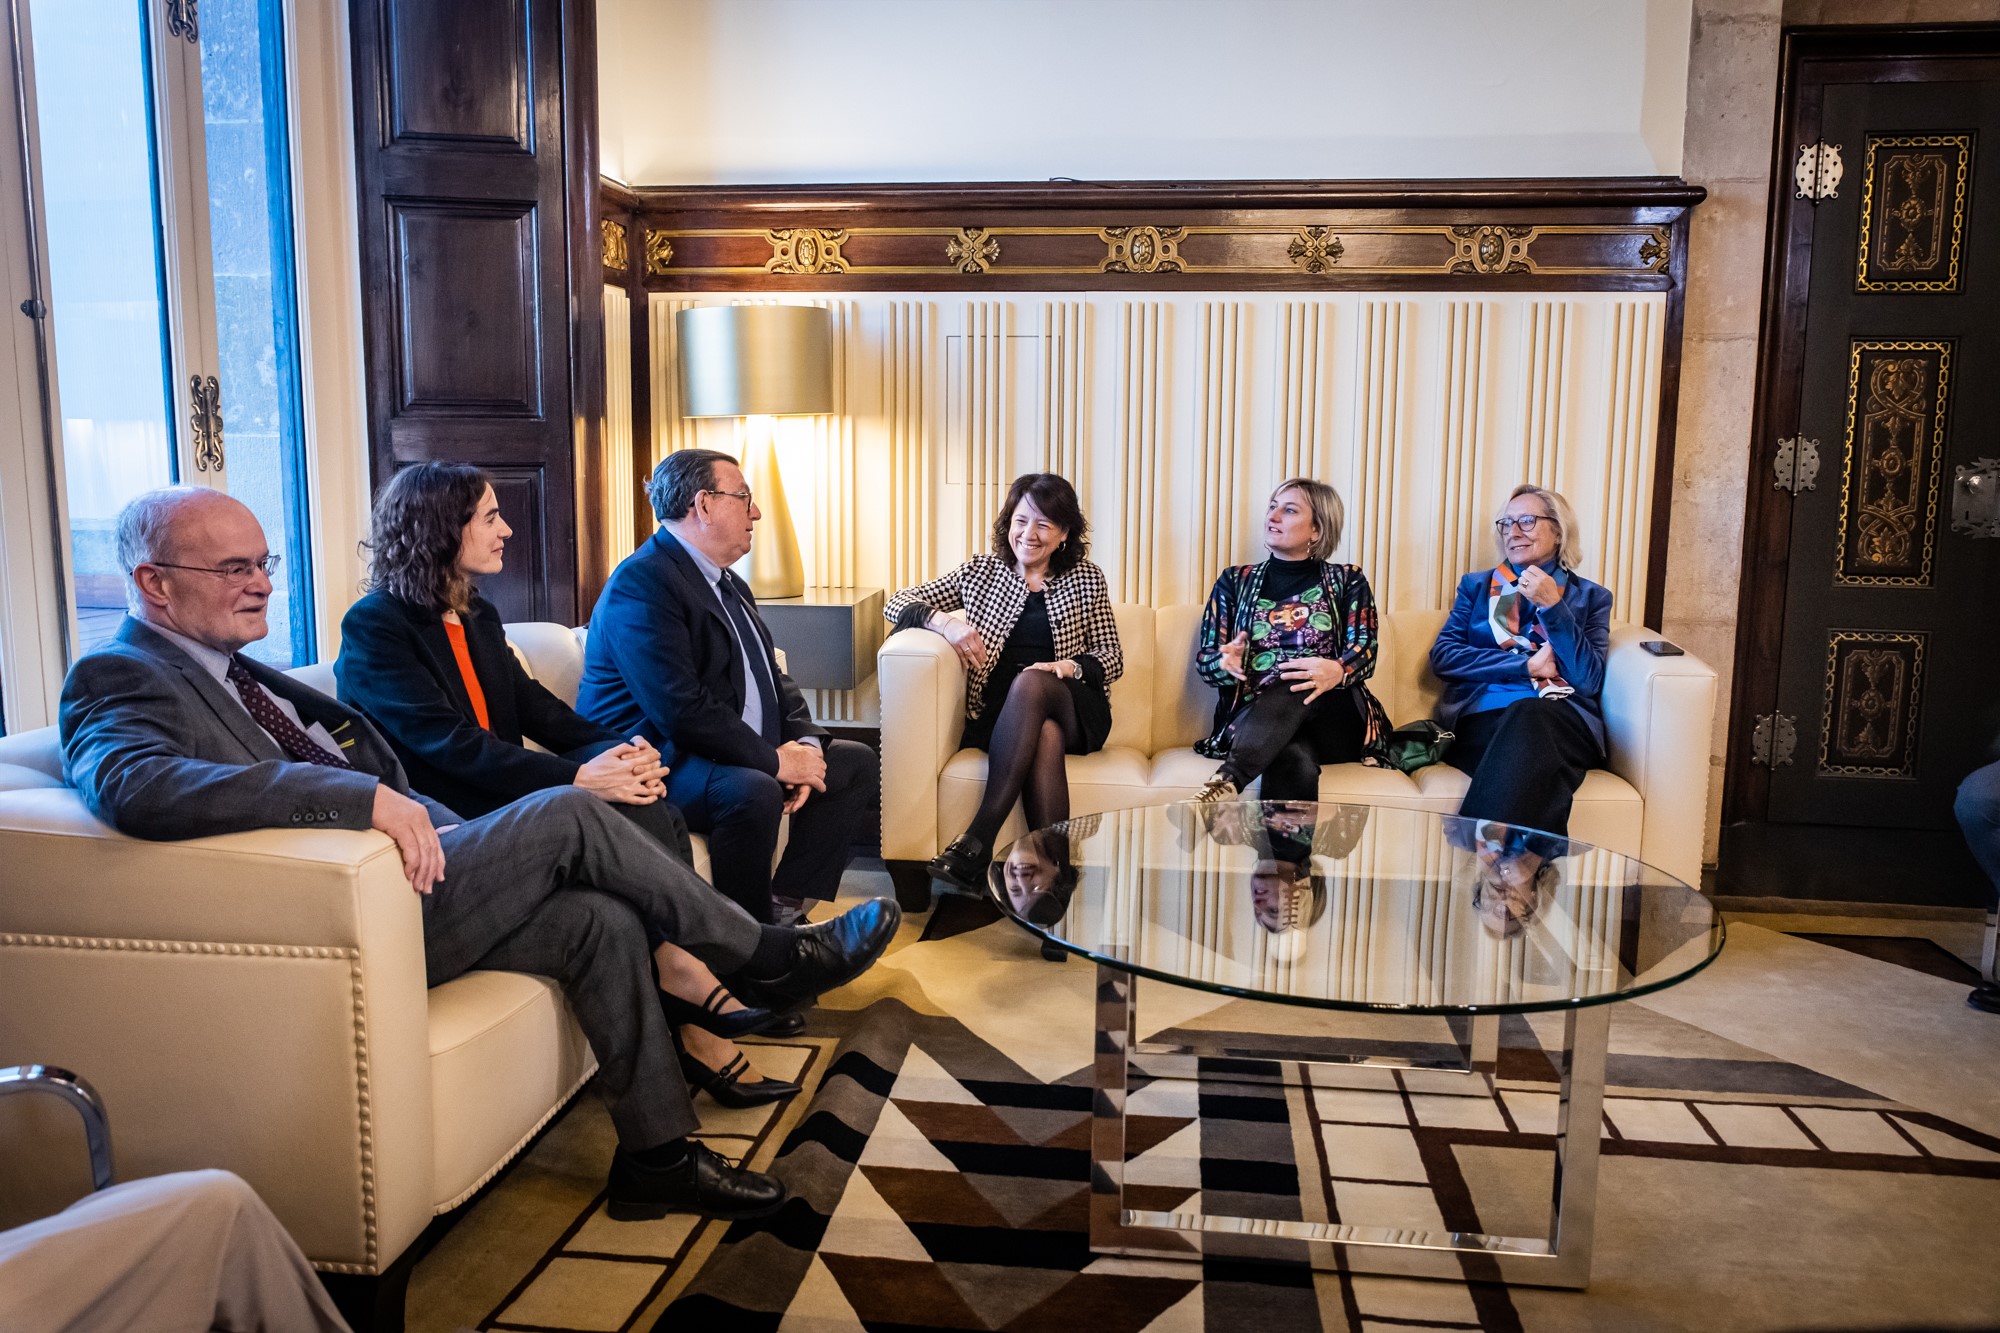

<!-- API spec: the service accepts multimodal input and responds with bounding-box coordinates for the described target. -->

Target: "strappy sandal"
[659,984,776,1039]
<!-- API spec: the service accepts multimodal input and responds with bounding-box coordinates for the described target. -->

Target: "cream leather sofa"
[0,622,696,1308]
[879,606,1716,892]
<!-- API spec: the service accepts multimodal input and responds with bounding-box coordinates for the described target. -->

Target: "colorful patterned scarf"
[1486,563,1574,700]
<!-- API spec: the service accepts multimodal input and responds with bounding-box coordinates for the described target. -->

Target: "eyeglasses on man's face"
[1494,515,1554,535]
[702,487,754,507]
[151,554,281,585]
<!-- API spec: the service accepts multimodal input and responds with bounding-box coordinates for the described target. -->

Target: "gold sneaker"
[1193,774,1239,804]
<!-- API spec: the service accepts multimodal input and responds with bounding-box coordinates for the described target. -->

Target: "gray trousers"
[0,1169,350,1332]
[423,787,764,1147]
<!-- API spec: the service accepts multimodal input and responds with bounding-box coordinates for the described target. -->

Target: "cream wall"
[599,0,1695,184]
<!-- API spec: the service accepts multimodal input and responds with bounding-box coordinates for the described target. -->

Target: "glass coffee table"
[986,801,1724,1289]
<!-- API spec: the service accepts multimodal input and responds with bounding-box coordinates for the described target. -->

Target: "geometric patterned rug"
[406,882,2000,1333]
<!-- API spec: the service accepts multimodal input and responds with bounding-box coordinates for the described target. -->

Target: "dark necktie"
[717,572,784,746]
[226,658,355,769]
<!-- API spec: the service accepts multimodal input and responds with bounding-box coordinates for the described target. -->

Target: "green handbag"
[1366,720,1454,773]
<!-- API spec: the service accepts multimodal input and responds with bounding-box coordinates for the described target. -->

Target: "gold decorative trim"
[640,222,1669,280]
[1816,630,1927,778]
[1,934,378,1269]
[765,227,849,274]
[644,228,675,275]
[1856,134,1972,293]
[1287,225,1343,274]
[600,218,628,272]
[1099,225,1185,273]
[1834,340,1951,588]
[946,227,1000,274]
[1448,224,1532,275]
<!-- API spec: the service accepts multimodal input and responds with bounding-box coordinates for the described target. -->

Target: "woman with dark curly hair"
[884,473,1122,892]
[335,462,803,1109]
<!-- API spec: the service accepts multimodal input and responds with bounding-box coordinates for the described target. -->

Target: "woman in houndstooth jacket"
[884,473,1123,893]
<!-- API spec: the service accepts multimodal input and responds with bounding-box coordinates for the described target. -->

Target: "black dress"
[959,591,1114,755]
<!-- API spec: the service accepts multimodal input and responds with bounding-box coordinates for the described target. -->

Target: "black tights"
[965,671,1081,849]
[1216,685,1368,802]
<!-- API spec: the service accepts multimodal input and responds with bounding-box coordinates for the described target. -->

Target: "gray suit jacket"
[60,617,454,840]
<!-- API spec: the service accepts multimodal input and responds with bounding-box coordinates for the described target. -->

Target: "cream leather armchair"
[879,605,1717,898]
[0,623,653,1324]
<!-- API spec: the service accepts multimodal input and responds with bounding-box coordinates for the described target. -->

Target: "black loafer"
[605,1142,786,1222]
[760,1010,810,1038]
[926,834,990,894]
[733,897,901,1015]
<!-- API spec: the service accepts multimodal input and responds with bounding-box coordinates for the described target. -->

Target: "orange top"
[443,619,491,730]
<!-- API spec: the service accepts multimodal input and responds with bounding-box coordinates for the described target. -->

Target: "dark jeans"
[1217,685,1369,802]
[1957,759,2000,905]
[666,739,879,922]
[1448,697,1603,836]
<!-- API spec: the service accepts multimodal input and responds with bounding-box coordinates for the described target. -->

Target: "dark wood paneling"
[354,0,592,625]
[621,177,1701,295]
[390,202,542,414]
[386,0,531,148]
[564,0,607,615]
[482,466,547,624]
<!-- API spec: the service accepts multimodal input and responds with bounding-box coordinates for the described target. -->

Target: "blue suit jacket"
[1428,568,1613,751]
[574,529,825,776]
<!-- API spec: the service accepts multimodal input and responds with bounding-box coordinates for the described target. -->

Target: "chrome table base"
[1089,965,1610,1288]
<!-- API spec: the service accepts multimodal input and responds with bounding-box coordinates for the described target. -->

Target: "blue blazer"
[575,529,825,777]
[1429,567,1613,751]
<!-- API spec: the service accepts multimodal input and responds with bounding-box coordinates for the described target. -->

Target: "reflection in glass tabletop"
[987,801,1724,1016]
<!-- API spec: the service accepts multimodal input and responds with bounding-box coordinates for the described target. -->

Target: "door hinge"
[189,374,224,473]
[1794,142,1843,202]
[1773,436,1819,494]
[1751,712,1798,768]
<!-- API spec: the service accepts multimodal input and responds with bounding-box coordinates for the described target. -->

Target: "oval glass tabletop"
[986,802,1723,1015]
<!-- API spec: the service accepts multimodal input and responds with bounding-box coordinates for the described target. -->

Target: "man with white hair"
[59,485,899,1220]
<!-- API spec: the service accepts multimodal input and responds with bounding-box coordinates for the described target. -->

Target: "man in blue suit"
[578,449,878,923]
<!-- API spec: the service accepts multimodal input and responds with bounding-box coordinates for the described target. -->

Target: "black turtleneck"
[1261,556,1322,602]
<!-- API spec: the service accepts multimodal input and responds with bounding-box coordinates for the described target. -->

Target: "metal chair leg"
[0,1064,114,1191]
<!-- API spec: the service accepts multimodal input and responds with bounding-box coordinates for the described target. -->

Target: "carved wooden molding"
[601,177,1701,293]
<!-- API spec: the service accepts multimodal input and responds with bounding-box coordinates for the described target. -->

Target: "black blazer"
[574,528,825,776]
[335,589,625,819]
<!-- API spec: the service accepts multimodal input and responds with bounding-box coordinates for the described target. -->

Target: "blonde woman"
[1189,478,1388,804]
[1430,484,1613,835]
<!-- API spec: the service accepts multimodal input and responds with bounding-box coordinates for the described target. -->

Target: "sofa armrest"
[877,626,967,862]
[1598,626,1718,888]
[0,790,435,1273]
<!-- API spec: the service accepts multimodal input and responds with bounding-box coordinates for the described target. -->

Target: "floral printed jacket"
[1192,559,1389,759]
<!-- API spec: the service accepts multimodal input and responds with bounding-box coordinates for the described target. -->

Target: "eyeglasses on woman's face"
[150,554,281,585]
[1493,514,1554,536]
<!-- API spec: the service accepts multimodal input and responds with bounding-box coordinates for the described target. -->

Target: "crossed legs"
[965,670,1082,849]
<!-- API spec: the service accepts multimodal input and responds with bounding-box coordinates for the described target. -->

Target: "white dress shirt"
[147,621,346,762]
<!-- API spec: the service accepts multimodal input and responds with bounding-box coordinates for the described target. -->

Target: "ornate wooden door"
[1740,42,2000,864]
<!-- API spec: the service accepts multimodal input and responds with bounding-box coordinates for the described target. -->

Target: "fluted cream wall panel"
[637,291,1670,722]
[647,295,700,461]
[603,288,637,563]
[1113,302,1169,604]
[1188,302,1249,596]
[1039,301,1087,493]
[1431,302,1492,609]
[1273,302,1334,488]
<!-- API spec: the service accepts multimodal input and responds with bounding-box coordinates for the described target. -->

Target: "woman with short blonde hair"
[1429,483,1613,835]
[1187,478,1388,805]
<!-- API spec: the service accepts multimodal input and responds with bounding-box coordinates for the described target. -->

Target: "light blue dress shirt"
[660,527,817,750]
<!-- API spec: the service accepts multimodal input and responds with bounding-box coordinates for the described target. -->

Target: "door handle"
[1952,458,1999,538]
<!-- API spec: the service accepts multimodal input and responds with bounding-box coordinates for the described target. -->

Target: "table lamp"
[676,304,833,598]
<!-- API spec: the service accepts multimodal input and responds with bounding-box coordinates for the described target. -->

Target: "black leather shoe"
[659,984,776,1039]
[926,834,989,894]
[734,897,901,1014]
[681,1050,803,1109]
[605,1142,786,1222]
[760,1010,809,1038]
[1969,981,2000,1014]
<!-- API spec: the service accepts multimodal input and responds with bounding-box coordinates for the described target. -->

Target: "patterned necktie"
[718,572,784,746]
[225,658,355,769]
